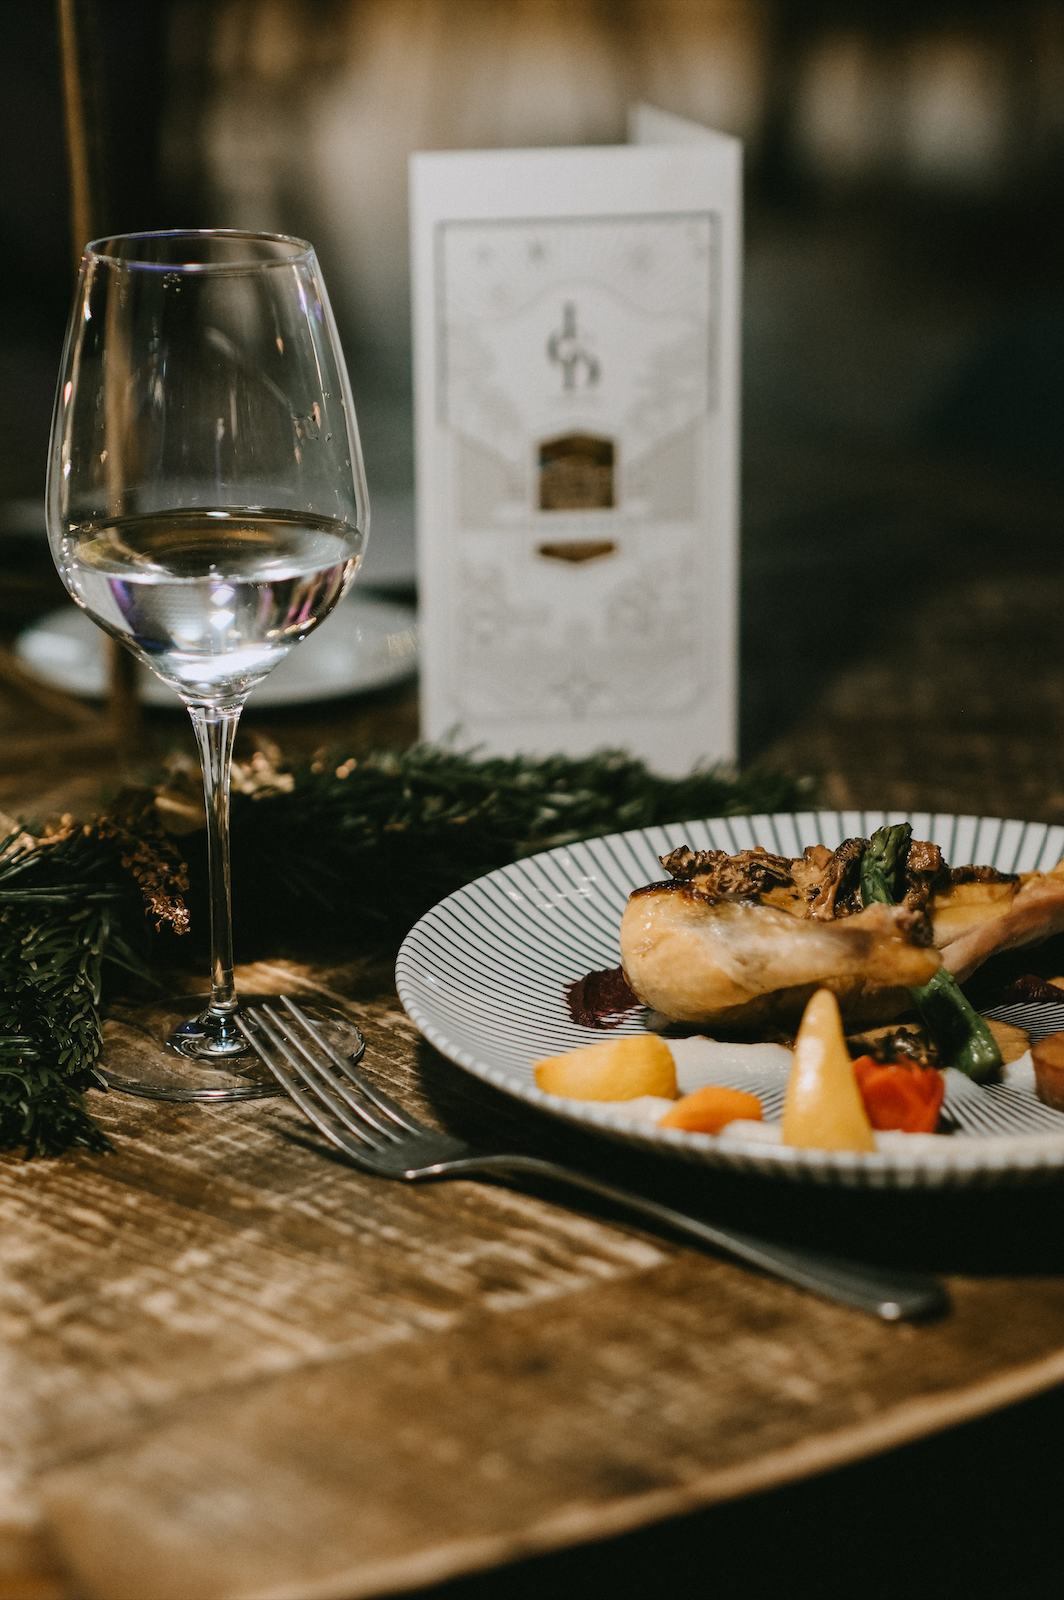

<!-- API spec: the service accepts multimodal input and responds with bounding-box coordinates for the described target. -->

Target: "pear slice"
[782,988,876,1152]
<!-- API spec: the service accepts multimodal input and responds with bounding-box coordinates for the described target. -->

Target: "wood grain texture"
[0,960,1057,1599]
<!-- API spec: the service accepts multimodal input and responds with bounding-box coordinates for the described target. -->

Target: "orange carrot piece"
[658,1085,762,1134]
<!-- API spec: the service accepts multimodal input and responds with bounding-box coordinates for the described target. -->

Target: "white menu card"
[410,107,741,774]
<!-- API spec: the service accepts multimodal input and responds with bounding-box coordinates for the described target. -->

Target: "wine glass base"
[97,993,363,1104]
[167,1009,256,1062]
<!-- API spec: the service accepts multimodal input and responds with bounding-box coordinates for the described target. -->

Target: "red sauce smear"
[564,967,641,1029]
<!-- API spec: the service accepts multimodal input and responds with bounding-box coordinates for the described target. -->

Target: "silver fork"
[237,998,949,1323]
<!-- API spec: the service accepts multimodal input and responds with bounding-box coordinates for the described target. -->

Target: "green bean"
[908,968,1003,1081]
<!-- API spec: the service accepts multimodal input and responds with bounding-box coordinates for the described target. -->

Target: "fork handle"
[447,1154,948,1322]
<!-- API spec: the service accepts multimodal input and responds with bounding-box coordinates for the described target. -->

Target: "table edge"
[231,1339,1064,1600]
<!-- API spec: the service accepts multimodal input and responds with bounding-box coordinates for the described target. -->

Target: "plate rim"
[395,809,1064,1187]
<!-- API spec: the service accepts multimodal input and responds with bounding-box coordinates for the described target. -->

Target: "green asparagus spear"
[860,822,911,906]
[860,824,1002,1081]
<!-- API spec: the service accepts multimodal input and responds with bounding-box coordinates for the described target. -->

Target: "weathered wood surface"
[6,494,1064,1597]
[1,958,1063,1600]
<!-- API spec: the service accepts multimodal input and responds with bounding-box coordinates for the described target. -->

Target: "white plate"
[396,810,1064,1189]
[16,595,418,708]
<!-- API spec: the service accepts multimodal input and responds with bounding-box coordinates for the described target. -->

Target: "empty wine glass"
[46,230,369,1101]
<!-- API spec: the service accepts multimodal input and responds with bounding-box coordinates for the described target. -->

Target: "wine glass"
[45,230,369,1101]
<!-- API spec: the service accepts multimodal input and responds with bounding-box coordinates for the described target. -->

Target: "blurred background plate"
[15,594,418,707]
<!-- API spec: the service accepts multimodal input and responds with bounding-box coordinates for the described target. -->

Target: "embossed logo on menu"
[546,302,600,391]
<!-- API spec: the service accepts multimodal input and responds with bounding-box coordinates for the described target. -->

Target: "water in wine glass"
[48,228,370,1098]
[58,506,363,701]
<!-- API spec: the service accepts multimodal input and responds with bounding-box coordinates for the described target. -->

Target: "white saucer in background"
[16,593,418,708]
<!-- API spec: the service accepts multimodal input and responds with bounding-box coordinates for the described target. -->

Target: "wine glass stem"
[187,701,244,1019]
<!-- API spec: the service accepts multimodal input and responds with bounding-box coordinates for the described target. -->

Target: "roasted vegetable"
[533,1034,677,1100]
[859,822,911,907]
[852,1056,945,1133]
[910,968,1002,1080]
[658,1085,761,1133]
[782,989,876,1152]
[1032,1032,1064,1111]
[860,825,1002,1082]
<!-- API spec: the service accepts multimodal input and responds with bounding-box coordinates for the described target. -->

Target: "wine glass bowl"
[59,506,361,703]
[46,230,369,1097]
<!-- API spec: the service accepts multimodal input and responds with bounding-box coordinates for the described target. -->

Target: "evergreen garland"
[215,745,813,957]
[0,794,189,1156]
[1,745,811,1157]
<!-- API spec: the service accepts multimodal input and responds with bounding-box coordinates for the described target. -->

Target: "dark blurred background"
[4,0,1064,807]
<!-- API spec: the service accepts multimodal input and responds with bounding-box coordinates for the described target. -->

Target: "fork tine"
[281,998,426,1134]
[258,1004,401,1143]
[235,1015,380,1164]
[242,1008,384,1150]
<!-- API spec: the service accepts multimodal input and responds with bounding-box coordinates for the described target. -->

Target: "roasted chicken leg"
[619,887,940,1029]
[617,836,1064,1031]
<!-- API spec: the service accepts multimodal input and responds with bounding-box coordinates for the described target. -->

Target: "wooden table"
[5,455,1064,1597]
[0,950,1061,1600]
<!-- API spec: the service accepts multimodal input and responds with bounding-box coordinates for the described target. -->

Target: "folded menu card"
[411,105,741,774]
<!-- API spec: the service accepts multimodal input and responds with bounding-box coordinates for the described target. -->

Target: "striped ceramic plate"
[395,811,1064,1188]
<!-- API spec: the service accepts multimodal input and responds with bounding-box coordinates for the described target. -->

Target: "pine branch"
[2,745,812,1156]
[205,746,813,959]
[0,799,190,1157]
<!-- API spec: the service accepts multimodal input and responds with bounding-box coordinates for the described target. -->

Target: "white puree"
[718,1121,948,1151]
[606,1096,677,1124]
[666,1036,793,1093]
[1003,1049,1036,1094]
